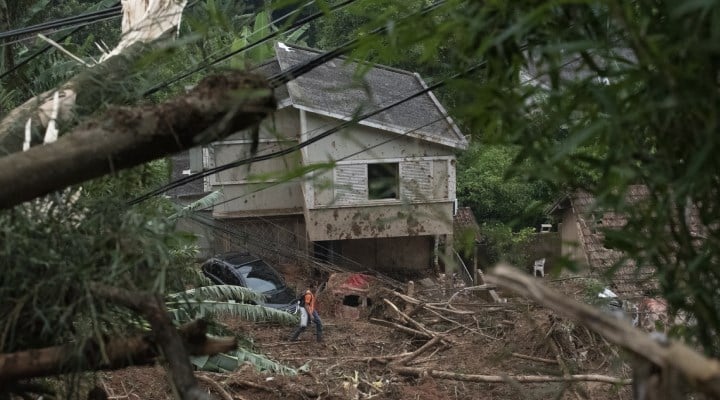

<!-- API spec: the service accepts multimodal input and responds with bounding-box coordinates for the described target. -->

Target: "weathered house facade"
[184,43,467,276]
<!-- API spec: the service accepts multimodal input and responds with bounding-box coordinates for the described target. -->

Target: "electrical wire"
[189,212,348,269]
[199,115,448,211]
[142,0,357,97]
[130,69,457,204]
[266,0,445,89]
[130,0,451,204]
[0,26,84,80]
[0,6,122,41]
[0,2,122,80]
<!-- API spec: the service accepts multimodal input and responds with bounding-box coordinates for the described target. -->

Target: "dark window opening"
[368,163,399,200]
[342,295,362,307]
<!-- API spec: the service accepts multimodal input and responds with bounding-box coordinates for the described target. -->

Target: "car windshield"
[234,260,284,294]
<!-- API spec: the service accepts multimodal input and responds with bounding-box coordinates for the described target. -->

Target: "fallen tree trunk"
[0,71,274,209]
[0,320,236,383]
[392,366,631,385]
[89,283,212,400]
[0,0,187,153]
[486,264,720,398]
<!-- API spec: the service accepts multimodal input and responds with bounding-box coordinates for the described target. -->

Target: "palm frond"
[166,300,298,325]
[190,348,298,375]
[170,191,223,220]
[167,284,265,303]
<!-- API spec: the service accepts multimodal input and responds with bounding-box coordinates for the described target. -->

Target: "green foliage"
[191,349,300,375]
[479,223,535,268]
[457,143,556,229]
[0,190,189,352]
[167,284,299,375]
[330,0,720,354]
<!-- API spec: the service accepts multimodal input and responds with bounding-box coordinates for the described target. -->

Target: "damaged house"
[547,186,701,331]
[175,42,468,277]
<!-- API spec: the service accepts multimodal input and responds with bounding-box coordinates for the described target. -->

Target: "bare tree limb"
[392,366,631,384]
[393,336,443,366]
[195,375,235,400]
[382,298,438,338]
[0,71,274,209]
[0,0,187,153]
[510,352,559,365]
[369,318,432,339]
[486,264,720,398]
[89,283,220,400]
[0,320,235,383]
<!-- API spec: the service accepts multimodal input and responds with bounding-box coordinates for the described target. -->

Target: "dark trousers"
[291,310,323,342]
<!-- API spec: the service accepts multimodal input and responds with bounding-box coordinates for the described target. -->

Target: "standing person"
[290,289,323,342]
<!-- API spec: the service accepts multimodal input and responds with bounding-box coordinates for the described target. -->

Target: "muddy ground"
[102,266,633,400]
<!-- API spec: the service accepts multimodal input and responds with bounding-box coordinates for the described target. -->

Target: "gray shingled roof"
[271,42,467,149]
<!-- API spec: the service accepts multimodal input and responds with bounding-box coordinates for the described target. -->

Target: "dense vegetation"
[3,1,720,397]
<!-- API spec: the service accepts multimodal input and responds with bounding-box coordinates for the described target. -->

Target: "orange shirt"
[303,292,315,315]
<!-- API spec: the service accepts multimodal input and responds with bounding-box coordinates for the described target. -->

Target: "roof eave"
[292,104,468,150]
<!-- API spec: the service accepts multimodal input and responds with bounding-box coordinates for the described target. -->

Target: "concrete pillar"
[443,233,455,276]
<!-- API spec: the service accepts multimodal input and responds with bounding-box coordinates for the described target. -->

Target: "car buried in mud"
[201,252,298,313]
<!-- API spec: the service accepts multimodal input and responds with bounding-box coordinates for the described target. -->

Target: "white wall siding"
[334,164,367,205]
[400,160,433,201]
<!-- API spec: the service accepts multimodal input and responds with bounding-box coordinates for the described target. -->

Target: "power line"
[142,0,356,97]
[0,6,122,41]
[130,63,463,205]
[200,115,448,211]
[130,0,451,204]
[189,212,345,268]
[266,0,445,89]
[0,26,84,80]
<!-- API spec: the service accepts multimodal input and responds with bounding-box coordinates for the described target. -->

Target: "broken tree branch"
[369,318,432,339]
[195,375,236,400]
[0,321,235,383]
[0,71,274,209]
[382,298,437,338]
[0,0,187,153]
[392,366,631,385]
[446,284,498,305]
[486,264,720,398]
[511,353,559,365]
[90,283,219,400]
[379,289,475,315]
[393,336,443,366]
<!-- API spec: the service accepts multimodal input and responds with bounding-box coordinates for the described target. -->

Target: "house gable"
[273,42,468,150]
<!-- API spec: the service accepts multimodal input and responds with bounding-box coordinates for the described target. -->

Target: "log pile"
[365,285,632,390]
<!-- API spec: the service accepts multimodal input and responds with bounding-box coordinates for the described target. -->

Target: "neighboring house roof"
[454,207,482,243]
[521,48,636,88]
[549,185,656,298]
[262,42,467,150]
